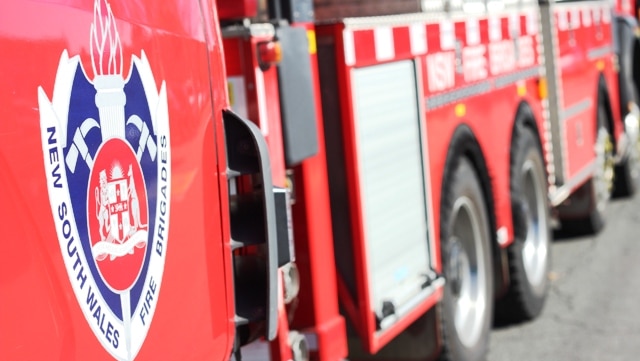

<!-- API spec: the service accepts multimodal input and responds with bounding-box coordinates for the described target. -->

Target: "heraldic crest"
[38,0,171,359]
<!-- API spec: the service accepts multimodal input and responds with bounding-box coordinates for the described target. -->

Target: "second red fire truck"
[1,0,639,360]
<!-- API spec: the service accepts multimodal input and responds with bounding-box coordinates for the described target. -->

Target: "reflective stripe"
[549,160,596,206]
[426,67,538,109]
[341,6,538,67]
[222,23,275,38]
[561,98,592,121]
[343,29,356,66]
[374,26,395,61]
[410,23,428,55]
[494,67,540,88]
[587,45,612,60]
[426,81,492,109]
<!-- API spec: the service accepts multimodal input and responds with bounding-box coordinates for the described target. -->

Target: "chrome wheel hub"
[624,102,640,178]
[448,197,487,348]
[521,159,549,296]
[594,127,614,211]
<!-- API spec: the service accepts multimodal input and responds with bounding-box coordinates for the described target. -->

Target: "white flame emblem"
[90,0,123,78]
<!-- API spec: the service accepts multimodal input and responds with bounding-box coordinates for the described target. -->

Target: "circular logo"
[88,138,148,293]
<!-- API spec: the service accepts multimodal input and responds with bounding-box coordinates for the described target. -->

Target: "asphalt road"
[487,192,640,361]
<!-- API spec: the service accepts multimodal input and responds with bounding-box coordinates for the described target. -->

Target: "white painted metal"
[352,60,432,322]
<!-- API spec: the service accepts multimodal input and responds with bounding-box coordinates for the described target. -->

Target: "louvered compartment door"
[352,60,435,326]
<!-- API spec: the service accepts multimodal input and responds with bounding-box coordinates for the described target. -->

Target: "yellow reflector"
[227,82,235,106]
[307,30,317,55]
[517,84,527,97]
[538,77,548,100]
[596,60,605,71]
[455,103,466,117]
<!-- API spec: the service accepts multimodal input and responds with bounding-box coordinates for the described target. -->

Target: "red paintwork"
[223,20,348,360]
[217,0,258,20]
[284,22,348,361]
[321,20,446,353]
[615,0,637,16]
[423,14,544,254]
[315,22,383,353]
[314,10,543,352]
[222,33,287,187]
[556,6,621,184]
[0,0,234,359]
[0,0,629,360]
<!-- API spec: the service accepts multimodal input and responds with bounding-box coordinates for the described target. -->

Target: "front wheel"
[439,157,493,361]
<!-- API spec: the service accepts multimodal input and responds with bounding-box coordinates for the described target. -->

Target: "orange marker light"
[538,77,548,100]
[258,40,282,70]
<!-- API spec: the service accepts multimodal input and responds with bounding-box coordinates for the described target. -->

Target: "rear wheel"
[614,38,640,197]
[496,126,550,323]
[613,100,640,198]
[439,157,493,361]
[593,107,616,215]
[560,105,614,235]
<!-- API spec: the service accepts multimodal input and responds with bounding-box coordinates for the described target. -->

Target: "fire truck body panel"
[321,7,542,243]
[615,0,638,16]
[217,2,639,357]
[552,3,621,185]
[217,0,352,355]
[539,1,637,218]
[316,27,445,352]
[611,0,640,199]
[313,2,548,354]
[281,21,350,361]
[0,0,235,359]
[223,27,288,187]
[216,0,632,359]
[3,0,640,360]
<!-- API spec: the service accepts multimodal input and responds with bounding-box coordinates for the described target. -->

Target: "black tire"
[613,29,640,198]
[495,126,550,324]
[439,157,493,361]
[613,143,639,198]
[613,102,640,198]
[559,105,613,235]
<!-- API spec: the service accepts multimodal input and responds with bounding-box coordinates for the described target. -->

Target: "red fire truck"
[1,0,638,360]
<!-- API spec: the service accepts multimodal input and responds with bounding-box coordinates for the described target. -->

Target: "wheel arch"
[634,36,640,102]
[598,73,616,145]
[511,101,543,153]
[510,101,547,223]
[441,124,501,298]
[614,15,640,118]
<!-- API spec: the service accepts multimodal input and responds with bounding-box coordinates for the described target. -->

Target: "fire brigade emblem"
[37,0,171,359]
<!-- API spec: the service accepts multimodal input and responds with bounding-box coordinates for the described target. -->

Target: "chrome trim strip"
[587,45,612,61]
[549,160,596,206]
[494,66,541,88]
[426,81,492,109]
[561,98,592,121]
